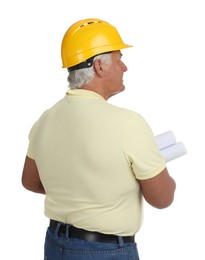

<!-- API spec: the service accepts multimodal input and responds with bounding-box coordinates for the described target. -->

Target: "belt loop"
[66,224,71,242]
[54,222,62,239]
[117,236,124,247]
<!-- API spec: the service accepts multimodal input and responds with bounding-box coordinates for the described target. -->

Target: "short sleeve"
[26,121,38,159]
[123,113,166,180]
[26,110,48,160]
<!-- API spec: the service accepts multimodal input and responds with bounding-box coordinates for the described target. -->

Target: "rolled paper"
[159,142,187,162]
[155,131,176,150]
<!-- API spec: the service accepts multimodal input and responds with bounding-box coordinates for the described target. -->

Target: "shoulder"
[106,102,150,128]
[106,102,143,119]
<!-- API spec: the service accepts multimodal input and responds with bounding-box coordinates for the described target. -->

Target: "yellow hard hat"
[61,18,132,69]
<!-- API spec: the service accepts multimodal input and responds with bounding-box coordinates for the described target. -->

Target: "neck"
[81,82,109,100]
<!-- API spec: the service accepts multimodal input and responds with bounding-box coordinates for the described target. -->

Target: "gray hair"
[67,53,112,89]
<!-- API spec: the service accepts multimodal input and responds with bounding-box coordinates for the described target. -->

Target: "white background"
[1,0,205,259]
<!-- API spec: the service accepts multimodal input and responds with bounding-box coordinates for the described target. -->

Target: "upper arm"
[22,156,45,194]
[139,167,176,209]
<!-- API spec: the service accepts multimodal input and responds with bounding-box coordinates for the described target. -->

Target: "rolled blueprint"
[155,130,187,162]
[159,142,187,162]
[155,131,176,150]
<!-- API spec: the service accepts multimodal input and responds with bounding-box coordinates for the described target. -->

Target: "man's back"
[27,89,165,236]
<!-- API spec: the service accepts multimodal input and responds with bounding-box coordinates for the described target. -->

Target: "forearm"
[22,179,46,194]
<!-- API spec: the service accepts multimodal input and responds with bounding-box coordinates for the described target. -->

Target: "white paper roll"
[155,131,176,150]
[159,142,187,162]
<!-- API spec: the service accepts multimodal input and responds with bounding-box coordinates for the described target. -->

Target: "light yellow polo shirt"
[27,89,166,236]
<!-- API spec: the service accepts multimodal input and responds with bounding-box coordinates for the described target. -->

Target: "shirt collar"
[66,89,105,100]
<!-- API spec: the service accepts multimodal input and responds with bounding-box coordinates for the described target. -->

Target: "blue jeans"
[44,226,140,259]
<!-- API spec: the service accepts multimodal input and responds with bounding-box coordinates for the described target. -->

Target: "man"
[22,18,176,260]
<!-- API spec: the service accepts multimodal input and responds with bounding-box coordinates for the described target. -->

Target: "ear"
[93,59,105,77]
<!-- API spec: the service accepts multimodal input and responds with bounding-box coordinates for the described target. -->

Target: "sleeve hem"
[136,164,166,180]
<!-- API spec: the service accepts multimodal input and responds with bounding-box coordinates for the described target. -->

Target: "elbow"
[21,176,28,190]
[150,195,175,209]
[144,184,176,209]
[21,177,45,194]
[140,168,176,209]
[21,177,33,192]
[21,175,32,191]
[149,190,176,209]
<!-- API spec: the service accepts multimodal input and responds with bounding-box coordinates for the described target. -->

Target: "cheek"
[113,66,122,76]
[107,65,123,83]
